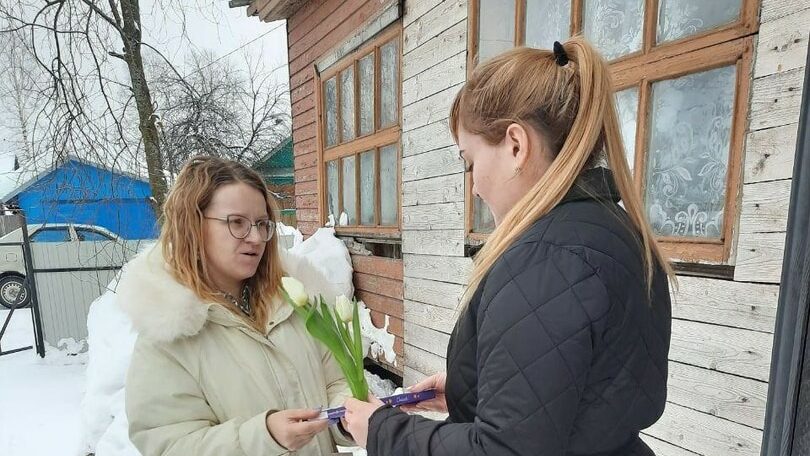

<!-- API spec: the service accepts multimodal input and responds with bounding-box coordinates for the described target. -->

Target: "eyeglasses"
[203,215,275,242]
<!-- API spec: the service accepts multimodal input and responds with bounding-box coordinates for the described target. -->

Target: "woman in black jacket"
[343,37,674,456]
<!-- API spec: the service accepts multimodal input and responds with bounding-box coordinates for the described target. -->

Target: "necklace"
[222,285,252,316]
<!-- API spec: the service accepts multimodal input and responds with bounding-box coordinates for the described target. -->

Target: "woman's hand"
[265,409,329,451]
[343,394,385,448]
[400,372,448,414]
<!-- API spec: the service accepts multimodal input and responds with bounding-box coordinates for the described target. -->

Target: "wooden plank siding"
[399,0,471,387]
[643,1,807,453]
[734,2,807,284]
[351,255,404,375]
[635,1,807,452]
[285,1,405,377]
[644,402,764,456]
[285,0,389,238]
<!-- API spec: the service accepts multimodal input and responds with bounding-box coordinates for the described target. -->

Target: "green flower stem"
[281,290,369,400]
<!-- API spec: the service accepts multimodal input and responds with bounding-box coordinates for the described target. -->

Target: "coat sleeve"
[126,339,289,456]
[367,244,609,456]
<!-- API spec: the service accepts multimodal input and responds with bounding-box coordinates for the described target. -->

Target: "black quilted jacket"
[368,168,672,456]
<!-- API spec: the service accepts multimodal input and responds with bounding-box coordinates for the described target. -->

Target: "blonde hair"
[451,37,674,307]
[159,156,283,331]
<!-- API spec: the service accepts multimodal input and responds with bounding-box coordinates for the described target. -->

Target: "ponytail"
[451,36,674,309]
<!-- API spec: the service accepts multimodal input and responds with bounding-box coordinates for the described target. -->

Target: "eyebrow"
[223,212,271,220]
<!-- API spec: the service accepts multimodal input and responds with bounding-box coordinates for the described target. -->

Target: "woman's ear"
[505,123,531,168]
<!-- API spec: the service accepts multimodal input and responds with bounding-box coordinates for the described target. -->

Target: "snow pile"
[365,370,397,398]
[57,337,87,355]
[37,337,89,367]
[288,227,354,300]
[79,277,140,456]
[358,302,397,366]
[276,221,303,249]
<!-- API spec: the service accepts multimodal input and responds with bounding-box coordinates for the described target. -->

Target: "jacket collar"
[560,167,622,205]
[117,243,340,343]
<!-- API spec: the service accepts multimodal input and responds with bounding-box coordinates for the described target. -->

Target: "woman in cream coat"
[120,157,354,456]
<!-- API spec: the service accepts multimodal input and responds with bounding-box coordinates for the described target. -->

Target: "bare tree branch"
[79,0,122,32]
[0,1,289,211]
[150,49,290,177]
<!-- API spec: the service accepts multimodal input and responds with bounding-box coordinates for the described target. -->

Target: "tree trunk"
[11,79,32,161]
[119,0,168,213]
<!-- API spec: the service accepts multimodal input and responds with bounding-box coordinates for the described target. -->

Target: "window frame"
[315,25,403,238]
[30,227,72,243]
[74,227,116,242]
[467,0,760,263]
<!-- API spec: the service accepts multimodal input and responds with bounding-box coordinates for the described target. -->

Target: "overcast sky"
[0,1,289,175]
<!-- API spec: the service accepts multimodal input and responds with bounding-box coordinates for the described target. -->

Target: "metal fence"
[31,240,143,347]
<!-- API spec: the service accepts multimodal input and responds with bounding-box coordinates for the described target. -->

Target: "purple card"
[380,389,437,407]
[315,389,437,423]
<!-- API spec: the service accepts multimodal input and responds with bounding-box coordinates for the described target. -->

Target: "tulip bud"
[335,294,353,322]
[281,277,308,307]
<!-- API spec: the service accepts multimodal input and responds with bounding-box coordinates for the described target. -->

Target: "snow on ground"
[0,308,87,456]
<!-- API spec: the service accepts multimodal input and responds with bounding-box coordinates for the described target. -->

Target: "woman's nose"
[244,226,263,244]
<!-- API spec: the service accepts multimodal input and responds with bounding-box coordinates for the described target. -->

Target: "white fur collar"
[117,243,350,343]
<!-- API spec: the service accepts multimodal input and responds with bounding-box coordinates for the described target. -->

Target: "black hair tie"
[553,41,569,66]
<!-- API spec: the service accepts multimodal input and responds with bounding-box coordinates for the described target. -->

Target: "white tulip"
[335,294,353,322]
[281,277,308,307]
